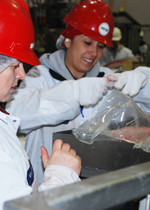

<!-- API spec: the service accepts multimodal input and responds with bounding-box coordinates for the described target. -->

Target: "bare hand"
[40,139,81,176]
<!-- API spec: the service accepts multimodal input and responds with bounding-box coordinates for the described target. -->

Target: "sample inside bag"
[72,90,150,153]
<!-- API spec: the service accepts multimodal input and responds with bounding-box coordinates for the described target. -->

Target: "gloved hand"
[73,77,113,106]
[107,69,147,96]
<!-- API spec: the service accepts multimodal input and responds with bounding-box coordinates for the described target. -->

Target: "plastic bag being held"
[72,90,150,153]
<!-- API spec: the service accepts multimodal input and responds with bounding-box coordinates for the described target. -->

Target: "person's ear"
[64,38,71,48]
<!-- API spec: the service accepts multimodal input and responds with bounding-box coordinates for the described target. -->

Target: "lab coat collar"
[0,107,9,115]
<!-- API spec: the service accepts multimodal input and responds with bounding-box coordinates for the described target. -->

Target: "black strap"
[49,69,105,81]
[49,69,66,81]
[97,72,105,77]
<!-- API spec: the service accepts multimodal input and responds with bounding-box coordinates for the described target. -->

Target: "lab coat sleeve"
[6,66,80,134]
[38,165,81,191]
[0,149,32,210]
[131,67,150,116]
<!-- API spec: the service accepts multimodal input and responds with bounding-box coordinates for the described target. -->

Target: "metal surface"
[53,130,150,178]
[4,161,150,210]
[145,194,150,210]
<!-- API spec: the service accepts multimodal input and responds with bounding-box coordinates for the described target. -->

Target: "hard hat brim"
[0,49,41,66]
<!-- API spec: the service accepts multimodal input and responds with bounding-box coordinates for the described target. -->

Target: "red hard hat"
[0,0,40,66]
[63,0,114,47]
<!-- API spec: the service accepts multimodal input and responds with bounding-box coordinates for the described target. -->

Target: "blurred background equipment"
[24,0,150,73]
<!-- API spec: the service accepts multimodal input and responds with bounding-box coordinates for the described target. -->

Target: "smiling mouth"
[83,58,93,63]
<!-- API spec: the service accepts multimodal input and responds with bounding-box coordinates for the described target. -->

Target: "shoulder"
[27,65,49,76]
[121,47,133,55]
[19,65,55,90]
[26,65,52,81]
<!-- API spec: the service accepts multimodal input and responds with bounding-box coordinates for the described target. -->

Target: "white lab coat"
[6,50,150,184]
[100,45,134,66]
[0,111,34,210]
[6,50,113,183]
[0,110,80,210]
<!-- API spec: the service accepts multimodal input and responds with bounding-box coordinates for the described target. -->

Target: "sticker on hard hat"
[99,23,109,36]
[30,43,34,49]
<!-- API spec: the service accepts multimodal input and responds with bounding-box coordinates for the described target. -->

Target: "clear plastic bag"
[72,90,150,152]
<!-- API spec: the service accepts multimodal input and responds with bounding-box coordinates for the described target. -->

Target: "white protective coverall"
[6,49,113,183]
[6,49,150,184]
[0,108,80,210]
[100,44,134,67]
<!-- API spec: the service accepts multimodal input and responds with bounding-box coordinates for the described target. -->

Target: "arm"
[6,66,113,133]
[105,58,133,69]
[38,139,81,191]
[6,66,80,133]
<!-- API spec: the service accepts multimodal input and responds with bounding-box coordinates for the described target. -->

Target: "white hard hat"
[139,30,144,37]
[112,27,122,41]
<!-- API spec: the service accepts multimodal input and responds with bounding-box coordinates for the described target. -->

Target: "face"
[65,35,104,78]
[0,60,26,102]
[112,40,120,50]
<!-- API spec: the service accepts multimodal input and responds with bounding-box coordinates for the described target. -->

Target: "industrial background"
[3,1,150,209]
[24,0,150,69]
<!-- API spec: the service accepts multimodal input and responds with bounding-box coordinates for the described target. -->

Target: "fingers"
[103,76,114,88]
[107,79,114,88]
[69,149,77,156]
[122,81,140,96]
[107,73,127,89]
[117,72,146,96]
[76,155,81,163]
[97,77,114,88]
[48,140,81,175]
[52,139,63,152]
[75,156,82,176]
[107,73,120,82]
[107,71,148,97]
[54,141,77,156]
[61,143,71,152]
[108,73,136,95]
[53,140,77,156]
[41,146,49,169]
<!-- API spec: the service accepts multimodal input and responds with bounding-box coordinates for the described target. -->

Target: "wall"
[103,0,150,46]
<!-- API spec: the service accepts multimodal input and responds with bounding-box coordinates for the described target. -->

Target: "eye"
[15,65,19,68]
[84,41,91,46]
[14,63,20,69]
[98,45,104,49]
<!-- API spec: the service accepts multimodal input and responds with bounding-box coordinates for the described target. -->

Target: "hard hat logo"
[99,23,110,36]
[30,43,35,49]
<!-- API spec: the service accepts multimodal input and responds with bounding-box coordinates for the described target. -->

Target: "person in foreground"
[6,0,150,185]
[0,0,81,209]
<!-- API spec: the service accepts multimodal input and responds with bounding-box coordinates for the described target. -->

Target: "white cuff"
[38,165,81,192]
